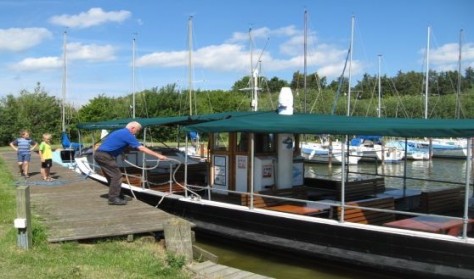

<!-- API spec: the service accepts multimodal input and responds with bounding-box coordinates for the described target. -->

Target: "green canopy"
[76,112,254,130]
[77,110,474,138]
[182,111,474,138]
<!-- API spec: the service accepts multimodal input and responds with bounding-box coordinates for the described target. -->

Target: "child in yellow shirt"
[39,133,54,181]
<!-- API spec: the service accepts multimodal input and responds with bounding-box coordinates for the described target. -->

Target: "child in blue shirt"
[10,130,38,178]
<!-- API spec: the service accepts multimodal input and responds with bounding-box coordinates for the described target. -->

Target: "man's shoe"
[108,198,127,205]
[119,195,133,201]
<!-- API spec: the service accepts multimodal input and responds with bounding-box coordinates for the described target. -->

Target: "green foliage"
[1,69,473,146]
[0,83,62,145]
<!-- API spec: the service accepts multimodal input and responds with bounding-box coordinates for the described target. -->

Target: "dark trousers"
[94,151,122,200]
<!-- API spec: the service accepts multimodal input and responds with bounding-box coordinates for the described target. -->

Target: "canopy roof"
[77,110,474,138]
[182,111,474,138]
[76,112,253,130]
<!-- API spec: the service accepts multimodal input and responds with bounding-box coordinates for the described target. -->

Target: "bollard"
[163,218,193,264]
[15,186,32,250]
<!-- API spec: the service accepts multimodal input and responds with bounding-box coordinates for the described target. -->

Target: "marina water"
[195,158,473,279]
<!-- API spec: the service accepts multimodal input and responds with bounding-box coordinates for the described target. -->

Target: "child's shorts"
[41,159,52,168]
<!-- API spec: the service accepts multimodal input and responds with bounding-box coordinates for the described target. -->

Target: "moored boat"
[73,93,474,278]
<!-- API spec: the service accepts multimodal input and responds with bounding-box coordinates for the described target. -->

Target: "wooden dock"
[188,261,275,279]
[1,150,188,242]
[2,150,275,279]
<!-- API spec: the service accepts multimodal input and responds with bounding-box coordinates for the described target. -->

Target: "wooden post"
[163,218,193,264]
[16,186,32,250]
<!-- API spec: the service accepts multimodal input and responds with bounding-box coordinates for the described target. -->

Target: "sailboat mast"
[347,16,354,116]
[303,10,308,113]
[61,31,67,133]
[188,16,194,115]
[456,29,463,119]
[132,36,136,118]
[377,54,382,118]
[249,28,258,111]
[424,26,430,119]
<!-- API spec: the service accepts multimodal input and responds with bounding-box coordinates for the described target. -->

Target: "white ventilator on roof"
[278,87,294,115]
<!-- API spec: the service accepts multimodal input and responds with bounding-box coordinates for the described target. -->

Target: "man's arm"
[137,145,167,160]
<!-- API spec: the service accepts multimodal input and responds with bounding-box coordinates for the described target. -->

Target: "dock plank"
[188,261,274,279]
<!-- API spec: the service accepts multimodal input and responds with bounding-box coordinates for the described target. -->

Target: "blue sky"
[0,0,473,107]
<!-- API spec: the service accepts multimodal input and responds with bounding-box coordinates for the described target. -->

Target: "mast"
[377,54,382,118]
[347,16,354,116]
[303,9,308,113]
[132,36,136,118]
[61,31,67,133]
[249,28,258,111]
[188,16,194,115]
[424,26,430,119]
[456,29,463,119]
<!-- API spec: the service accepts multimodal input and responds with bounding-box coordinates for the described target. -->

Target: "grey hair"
[126,121,142,130]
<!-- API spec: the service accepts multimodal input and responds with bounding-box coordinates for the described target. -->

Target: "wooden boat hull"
[74,155,474,279]
[146,194,474,278]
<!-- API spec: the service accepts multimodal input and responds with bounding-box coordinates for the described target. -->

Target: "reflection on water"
[194,159,473,279]
[306,159,472,193]
[195,234,398,279]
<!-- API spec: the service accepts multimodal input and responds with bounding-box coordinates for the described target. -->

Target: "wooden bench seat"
[334,196,395,225]
[305,177,385,201]
[241,194,283,208]
[417,187,464,214]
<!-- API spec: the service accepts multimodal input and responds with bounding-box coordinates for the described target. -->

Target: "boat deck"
[1,150,190,242]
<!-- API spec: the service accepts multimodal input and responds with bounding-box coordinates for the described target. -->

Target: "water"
[194,159,473,279]
[307,158,472,192]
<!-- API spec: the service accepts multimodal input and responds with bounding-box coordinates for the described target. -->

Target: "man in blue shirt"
[94,121,167,205]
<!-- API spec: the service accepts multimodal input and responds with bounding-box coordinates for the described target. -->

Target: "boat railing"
[180,183,473,238]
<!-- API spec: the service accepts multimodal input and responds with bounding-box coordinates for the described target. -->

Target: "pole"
[15,186,32,250]
[347,16,354,116]
[61,31,67,132]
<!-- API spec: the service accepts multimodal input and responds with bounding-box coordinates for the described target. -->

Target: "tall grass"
[0,153,191,279]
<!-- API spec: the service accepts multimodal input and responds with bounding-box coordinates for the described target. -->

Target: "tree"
[0,83,61,145]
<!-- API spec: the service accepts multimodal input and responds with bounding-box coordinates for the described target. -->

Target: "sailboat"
[178,16,208,161]
[301,13,361,165]
[53,31,82,168]
[416,27,468,159]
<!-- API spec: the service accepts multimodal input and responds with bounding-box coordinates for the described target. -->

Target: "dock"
[188,261,274,279]
[1,150,186,242]
[2,150,275,278]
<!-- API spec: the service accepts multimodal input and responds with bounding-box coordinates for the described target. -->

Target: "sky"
[0,0,473,107]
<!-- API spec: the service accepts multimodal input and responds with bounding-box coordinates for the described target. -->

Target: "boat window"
[255,133,275,153]
[213,133,228,151]
[237,133,248,152]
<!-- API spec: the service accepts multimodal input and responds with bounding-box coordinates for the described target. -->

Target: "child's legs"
[19,153,31,174]
[43,159,52,178]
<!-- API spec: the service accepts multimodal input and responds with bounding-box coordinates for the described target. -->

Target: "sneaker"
[119,195,133,201]
[108,198,127,205]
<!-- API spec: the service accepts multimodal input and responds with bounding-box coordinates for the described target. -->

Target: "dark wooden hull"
[136,192,474,279]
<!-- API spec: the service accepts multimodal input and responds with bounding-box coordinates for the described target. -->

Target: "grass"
[0,151,192,279]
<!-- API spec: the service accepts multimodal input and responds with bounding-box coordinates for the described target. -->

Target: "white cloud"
[49,7,131,29]
[135,23,359,82]
[11,56,61,71]
[67,42,116,61]
[420,42,474,73]
[0,28,52,52]
[10,43,116,71]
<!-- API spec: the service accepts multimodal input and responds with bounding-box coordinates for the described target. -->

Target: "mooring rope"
[121,156,202,207]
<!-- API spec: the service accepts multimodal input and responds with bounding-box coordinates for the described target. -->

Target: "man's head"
[126,121,142,135]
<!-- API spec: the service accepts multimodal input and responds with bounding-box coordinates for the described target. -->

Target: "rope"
[120,156,202,207]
